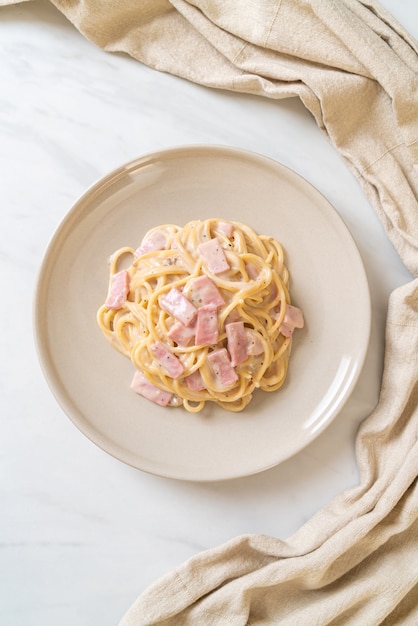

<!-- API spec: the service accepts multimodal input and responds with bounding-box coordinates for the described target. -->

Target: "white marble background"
[0,1,415,624]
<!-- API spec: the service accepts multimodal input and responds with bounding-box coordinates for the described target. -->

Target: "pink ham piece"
[159,287,197,326]
[216,221,234,238]
[245,263,259,280]
[245,329,264,355]
[105,269,130,310]
[279,304,305,338]
[130,370,172,406]
[150,341,184,378]
[167,320,196,347]
[224,309,241,325]
[185,369,206,392]
[134,229,167,257]
[187,275,225,308]
[225,321,248,366]
[207,348,238,389]
[195,306,218,345]
[198,237,229,274]
[266,283,278,304]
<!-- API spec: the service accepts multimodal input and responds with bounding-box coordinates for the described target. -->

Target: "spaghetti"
[97,218,304,412]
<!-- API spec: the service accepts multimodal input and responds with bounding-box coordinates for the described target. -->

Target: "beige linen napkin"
[14,0,418,623]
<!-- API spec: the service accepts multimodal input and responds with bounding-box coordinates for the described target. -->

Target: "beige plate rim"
[34,144,371,481]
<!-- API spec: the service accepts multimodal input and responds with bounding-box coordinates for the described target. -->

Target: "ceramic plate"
[34,145,370,481]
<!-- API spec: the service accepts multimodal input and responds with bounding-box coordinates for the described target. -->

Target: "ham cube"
[187,275,225,308]
[225,309,241,325]
[134,229,167,257]
[150,342,184,378]
[167,321,196,347]
[159,287,197,326]
[195,306,219,345]
[185,370,206,392]
[226,321,248,366]
[216,221,234,238]
[130,371,172,406]
[198,237,229,274]
[245,329,264,356]
[105,269,130,310]
[279,304,305,338]
[245,263,259,280]
[207,348,238,389]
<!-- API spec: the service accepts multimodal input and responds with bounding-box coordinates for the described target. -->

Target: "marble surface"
[0,1,415,624]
